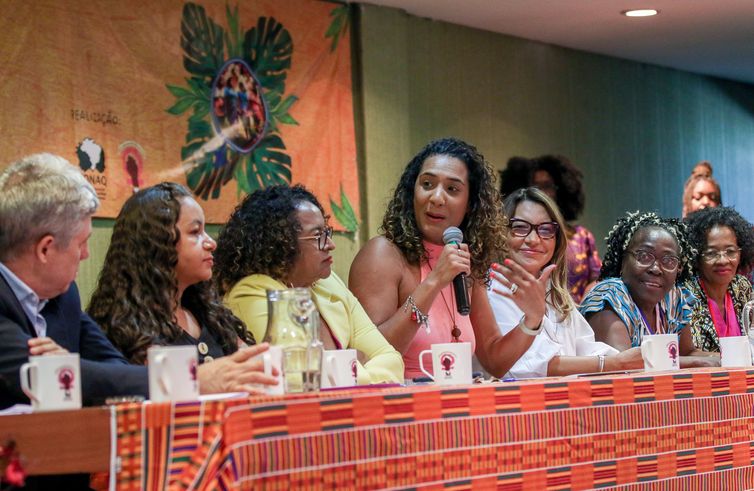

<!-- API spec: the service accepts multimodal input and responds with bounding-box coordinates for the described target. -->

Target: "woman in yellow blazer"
[214,185,403,384]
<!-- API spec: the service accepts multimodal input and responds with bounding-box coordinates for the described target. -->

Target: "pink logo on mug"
[57,366,75,400]
[189,358,198,382]
[350,360,357,381]
[440,352,456,378]
[667,342,678,365]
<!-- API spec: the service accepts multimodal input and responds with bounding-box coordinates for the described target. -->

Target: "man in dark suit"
[0,153,277,410]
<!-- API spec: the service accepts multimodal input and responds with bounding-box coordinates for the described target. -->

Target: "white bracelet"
[597,354,606,373]
[517,315,542,336]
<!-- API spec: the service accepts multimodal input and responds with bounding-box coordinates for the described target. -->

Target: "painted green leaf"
[167,96,195,116]
[245,134,291,192]
[181,2,226,79]
[223,5,244,60]
[325,5,349,53]
[243,17,292,91]
[187,119,212,143]
[265,90,298,132]
[166,84,192,98]
[233,154,253,195]
[330,185,358,233]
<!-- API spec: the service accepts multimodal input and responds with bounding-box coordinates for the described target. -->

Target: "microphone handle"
[453,273,471,316]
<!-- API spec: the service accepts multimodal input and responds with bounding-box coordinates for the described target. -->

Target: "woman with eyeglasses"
[488,188,642,377]
[501,155,603,303]
[580,211,718,367]
[683,207,754,352]
[213,184,403,384]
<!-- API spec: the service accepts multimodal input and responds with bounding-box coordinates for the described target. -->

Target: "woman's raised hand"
[491,259,555,328]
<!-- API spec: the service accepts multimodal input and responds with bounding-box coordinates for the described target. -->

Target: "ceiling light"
[621,9,659,17]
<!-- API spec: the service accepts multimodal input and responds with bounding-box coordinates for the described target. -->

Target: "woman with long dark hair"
[88,182,254,365]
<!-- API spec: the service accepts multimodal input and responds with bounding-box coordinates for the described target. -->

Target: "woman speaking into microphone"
[349,138,553,379]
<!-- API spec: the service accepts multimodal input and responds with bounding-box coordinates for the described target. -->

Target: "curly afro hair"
[600,211,695,284]
[213,184,325,296]
[532,155,585,222]
[683,206,754,274]
[499,156,534,198]
[380,137,508,283]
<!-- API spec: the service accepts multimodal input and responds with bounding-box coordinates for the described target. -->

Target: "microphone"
[442,227,471,316]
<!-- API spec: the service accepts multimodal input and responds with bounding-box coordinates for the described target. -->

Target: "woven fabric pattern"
[114,368,754,490]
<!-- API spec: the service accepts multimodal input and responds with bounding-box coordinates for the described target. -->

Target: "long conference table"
[3,367,754,489]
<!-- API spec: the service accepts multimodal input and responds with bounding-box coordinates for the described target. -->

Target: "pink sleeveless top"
[403,242,476,379]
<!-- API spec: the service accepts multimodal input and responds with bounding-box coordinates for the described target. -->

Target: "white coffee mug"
[640,333,680,372]
[147,346,199,402]
[20,353,82,412]
[720,336,753,367]
[419,342,472,385]
[321,349,358,388]
[257,345,285,395]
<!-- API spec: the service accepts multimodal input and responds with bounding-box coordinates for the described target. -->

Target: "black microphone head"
[442,227,463,245]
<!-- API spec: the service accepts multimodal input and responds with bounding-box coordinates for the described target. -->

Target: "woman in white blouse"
[489,188,642,378]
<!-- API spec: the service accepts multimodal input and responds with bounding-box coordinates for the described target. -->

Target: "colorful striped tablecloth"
[112,368,754,490]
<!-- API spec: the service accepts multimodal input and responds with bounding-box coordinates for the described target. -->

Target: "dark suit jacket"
[0,278,148,408]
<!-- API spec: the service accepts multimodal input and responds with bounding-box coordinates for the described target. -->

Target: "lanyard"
[639,304,663,336]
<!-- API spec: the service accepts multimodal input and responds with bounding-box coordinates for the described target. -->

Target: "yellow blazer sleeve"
[314,274,404,384]
[223,274,286,343]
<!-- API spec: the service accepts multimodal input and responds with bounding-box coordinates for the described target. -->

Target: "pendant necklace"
[427,261,461,342]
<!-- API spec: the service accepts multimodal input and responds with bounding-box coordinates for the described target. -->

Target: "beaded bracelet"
[403,295,430,333]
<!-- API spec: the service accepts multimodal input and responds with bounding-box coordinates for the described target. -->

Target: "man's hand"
[197,343,279,395]
[28,337,69,356]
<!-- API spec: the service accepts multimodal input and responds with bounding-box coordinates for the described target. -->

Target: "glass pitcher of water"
[262,288,323,393]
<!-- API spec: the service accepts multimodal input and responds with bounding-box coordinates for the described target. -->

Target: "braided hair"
[600,211,695,284]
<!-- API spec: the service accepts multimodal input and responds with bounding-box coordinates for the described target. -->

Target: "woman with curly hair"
[500,154,602,303]
[488,188,642,377]
[579,211,718,367]
[349,137,548,378]
[88,183,256,366]
[213,185,403,385]
[683,206,754,352]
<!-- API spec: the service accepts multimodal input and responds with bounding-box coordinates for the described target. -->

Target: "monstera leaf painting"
[166,3,297,200]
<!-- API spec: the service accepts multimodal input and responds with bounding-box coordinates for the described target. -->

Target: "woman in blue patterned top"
[579,211,719,367]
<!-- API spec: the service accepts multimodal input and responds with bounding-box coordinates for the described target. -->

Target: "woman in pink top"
[350,138,553,379]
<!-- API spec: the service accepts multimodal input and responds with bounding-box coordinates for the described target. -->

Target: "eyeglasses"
[298,226,333,251]
[628,250,680,272]
[701,247,740,263]
[509,219,559,240]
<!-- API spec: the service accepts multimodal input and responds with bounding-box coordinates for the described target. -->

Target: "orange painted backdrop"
[0,0,358,227]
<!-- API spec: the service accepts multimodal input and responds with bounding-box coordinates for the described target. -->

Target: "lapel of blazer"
[0,273,36,337]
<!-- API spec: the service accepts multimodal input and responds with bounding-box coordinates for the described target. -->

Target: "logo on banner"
[77,137,107,199]
[119,141,145,193]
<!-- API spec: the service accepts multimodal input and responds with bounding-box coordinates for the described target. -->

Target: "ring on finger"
[510,283,519,294]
